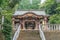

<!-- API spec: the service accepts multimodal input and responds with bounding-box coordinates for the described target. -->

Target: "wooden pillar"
[35,21,38,30]
[22,20,26,30]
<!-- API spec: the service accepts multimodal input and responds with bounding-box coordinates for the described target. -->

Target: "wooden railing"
[13,25,21,40]
[39,24,46,40]
[40,24,60,31]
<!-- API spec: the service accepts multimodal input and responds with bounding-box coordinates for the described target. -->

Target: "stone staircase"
[17,30,41,40]
[44,31,60,40]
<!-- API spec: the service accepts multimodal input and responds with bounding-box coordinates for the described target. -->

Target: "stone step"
[44,31,60,40]
[17,30,41,40]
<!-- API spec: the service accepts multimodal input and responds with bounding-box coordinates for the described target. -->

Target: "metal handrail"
[13,25,21,40]
[39,24,46,40]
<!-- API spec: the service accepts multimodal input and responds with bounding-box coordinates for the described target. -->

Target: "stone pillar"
[44,17,47,24]
[42,17,48,30]
[42,17,47,25]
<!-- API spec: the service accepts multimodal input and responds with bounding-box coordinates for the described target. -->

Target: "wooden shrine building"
[12,10,49,30]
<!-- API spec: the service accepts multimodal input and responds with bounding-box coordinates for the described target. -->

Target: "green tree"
[2,19,12,40]
[56,3,60,14]
[41,0,57,15]
[0,0,21,40]
[18,0,40,10]
[40,0,60,24]
[49,14,60,24]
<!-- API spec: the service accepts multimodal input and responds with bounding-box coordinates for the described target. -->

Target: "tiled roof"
[13,10,48,16]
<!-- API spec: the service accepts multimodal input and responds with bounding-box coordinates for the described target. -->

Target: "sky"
[41,0,46,4]
[29,0,46,4]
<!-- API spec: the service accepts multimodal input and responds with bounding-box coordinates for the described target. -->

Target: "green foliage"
[8,0,21,8]
[41,0,57,15]
[41,0,60,24]
[1,17,12,40]
[0,0,21,40]
[2,17,12,40]
[18,0,40,10]
[1,16,12,40]
[45,0,57,15]
[56,3,60,14]
[49,14,60,24]
[0,0,20,10]
[2,23,12,40]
